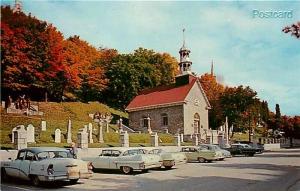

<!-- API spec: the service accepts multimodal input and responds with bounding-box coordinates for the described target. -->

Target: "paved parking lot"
[1,149,300,191]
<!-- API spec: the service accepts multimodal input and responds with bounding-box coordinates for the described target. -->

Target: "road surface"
[1,149,300,191]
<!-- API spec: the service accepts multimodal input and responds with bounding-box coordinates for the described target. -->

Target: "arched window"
[161,113,168,126]
[194,113,200,134]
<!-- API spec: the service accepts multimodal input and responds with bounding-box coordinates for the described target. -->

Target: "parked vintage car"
[180,146,218,163]
[237,141,264,153]
[225,144,257,156]
[198,144,226,160]
[1,147,93,186]
[147,148,187,169]
[212,145,232,158]
[82,148,162,174]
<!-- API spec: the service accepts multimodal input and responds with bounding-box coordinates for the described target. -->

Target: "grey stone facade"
[128,105,184,134]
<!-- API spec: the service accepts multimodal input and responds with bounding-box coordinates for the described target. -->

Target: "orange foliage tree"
[199,73,225,129]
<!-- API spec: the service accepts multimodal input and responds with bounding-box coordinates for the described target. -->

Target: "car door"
[5,150,26,178]
[94,150,111,169]
[188,148,198,161]
[18,151,34,180]
[109,150,121,169]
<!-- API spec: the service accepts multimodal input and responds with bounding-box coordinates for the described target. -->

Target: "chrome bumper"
[41,171,92,182]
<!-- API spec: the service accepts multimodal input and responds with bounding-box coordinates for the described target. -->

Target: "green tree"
[275,104,282,130]
[103,48,178,109]
[220,86,257,137]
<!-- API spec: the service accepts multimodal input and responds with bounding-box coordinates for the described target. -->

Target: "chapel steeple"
[178,29,192,75]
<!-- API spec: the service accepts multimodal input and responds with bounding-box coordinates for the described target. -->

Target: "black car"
[237,141,264,153]
[225,144,257,156]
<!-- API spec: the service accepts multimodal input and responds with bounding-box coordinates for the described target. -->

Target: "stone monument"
[151,132,159,147]
[77,129,88,149]
[175,134,181,147]
[88,123,93,143]
[54,129,61,143]
[67,117,72,143]
[13,125,27,150]
[98,120,104,143]
[26,124,35,143]
[120,131,129,147]
[41,120,47,131]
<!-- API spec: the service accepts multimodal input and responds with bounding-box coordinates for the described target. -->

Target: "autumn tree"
[282,21,300,39]
[199,73,225,129]
[62,36,107,101]
[1,6,66,100]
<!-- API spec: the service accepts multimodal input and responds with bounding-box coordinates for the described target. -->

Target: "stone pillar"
[41,120,47,131]
[206,135,212,144]
[218,133,224,148]
[147,116,152,134]
[193,134,199,146]
[174,134,181,147]
[151,132,159,147]
[54,129,61,143]
[105,121,109,133]
[26,124,35,143]
[77,130,88,149]
[105,115,112,133]
[14,126,27,150]
[88,123,93,143]
[119,118,123,133]
[98,120,104,143]
[67,118,72,144]
[120,131,129,147]
[225,117,229,145]
[180,134,184,143]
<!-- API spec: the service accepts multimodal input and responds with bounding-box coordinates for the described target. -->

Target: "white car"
[1,147,93,186]
[198,144,226,160]
[82,148,162,174]
[147,148,187,169]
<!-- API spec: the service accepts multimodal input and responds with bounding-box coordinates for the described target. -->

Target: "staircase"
[121,124,135,133]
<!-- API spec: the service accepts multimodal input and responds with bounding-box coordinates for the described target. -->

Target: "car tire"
[31,175,40,186]
[198,157,206,163]
[121,166,132,174]
[70,179,79,184]
[142,169,149,173]
[1,168,8,182]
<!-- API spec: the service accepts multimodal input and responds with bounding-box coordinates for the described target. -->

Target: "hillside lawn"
[0,102,176,149]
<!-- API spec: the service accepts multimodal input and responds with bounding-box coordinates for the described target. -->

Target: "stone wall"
[128,105,184,134]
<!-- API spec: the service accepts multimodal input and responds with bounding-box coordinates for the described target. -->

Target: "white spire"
[178,29,192,75]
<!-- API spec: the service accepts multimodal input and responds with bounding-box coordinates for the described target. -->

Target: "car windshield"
[212,145,221,150]
[244,144,252,148]
[37,151,72,160]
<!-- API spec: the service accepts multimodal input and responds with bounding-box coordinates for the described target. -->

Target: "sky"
[2,0,300,116]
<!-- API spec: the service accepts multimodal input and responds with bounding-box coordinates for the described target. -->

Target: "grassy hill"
[0,102,127,145]
[1,101,176,148]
